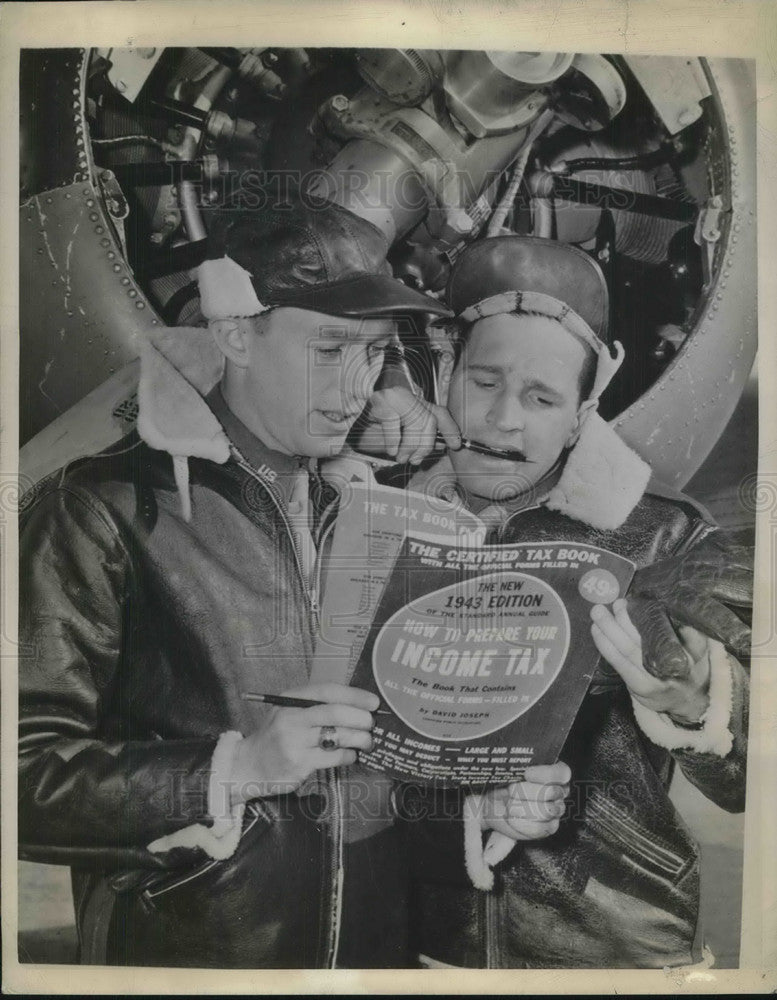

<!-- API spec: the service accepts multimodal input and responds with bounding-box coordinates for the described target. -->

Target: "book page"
[312,480,485,683]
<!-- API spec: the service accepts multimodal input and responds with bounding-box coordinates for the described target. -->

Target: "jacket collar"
[409,412,651,531]
[136,325,231,465]
[135,325,232,522]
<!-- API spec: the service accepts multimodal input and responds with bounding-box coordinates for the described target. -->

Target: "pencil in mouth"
[437,433,530,463]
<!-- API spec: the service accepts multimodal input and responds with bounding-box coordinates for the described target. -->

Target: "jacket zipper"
[232,455,344,968]
[232,453,321,633]
[485,885,498,969]
[313,510,338,620]
[314,498,346,968]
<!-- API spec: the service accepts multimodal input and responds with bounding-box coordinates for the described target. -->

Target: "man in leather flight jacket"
[18,202,467,968]
[390,238,751,969]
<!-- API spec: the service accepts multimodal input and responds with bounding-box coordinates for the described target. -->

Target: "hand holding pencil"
[227,683,380,804]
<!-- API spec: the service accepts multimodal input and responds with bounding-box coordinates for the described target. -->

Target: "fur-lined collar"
[408,414,652,531]
[137,325,230,464]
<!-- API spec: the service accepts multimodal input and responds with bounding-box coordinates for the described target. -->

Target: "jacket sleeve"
[629,512,751,814]
[18,485,223,863]
[672,650,748,812]
[631,643,749,813]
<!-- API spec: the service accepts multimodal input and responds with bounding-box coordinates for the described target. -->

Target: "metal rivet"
[135,300,146,309]
[100,238,110,247]
[95,226,104,234]
[65,193,71,199]
[86,199,95,207]
[112,264,122,272]
[36,248,43,254]
[121,277,130,285]
[128,289,137,298]
[107,251,115,259]
[89,212,99,222]
[45,196,53,204]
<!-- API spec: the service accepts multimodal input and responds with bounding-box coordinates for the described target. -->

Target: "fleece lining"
[409,412,651,532]
[630,640,734,756]
[147,731,246,861]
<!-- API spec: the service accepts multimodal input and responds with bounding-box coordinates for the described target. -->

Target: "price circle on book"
[372,571,570,741]
[578,568,621,604]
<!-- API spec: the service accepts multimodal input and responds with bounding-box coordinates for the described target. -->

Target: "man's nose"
[486,392,526,433]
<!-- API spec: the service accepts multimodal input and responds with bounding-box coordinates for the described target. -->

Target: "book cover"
[349,533,635,786]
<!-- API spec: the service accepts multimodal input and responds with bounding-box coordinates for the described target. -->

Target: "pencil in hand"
[241,691,392,714]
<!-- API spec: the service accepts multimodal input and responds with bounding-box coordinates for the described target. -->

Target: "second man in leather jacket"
[389,238,750,969]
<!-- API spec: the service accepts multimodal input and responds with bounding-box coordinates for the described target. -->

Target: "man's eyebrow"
[318,323,395,341]
[466,363,503,375]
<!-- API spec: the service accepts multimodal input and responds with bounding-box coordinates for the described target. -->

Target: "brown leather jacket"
[18,325,411,969]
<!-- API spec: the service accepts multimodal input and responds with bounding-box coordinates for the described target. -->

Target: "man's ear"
[566,398,598,449]
[208,317,256,368]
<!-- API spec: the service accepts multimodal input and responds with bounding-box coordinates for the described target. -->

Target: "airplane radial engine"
[19,48,756,488]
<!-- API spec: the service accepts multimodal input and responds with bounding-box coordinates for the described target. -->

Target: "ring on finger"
[319,725,339,751]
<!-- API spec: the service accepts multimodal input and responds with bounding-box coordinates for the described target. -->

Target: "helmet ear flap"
[427,320,464,405]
